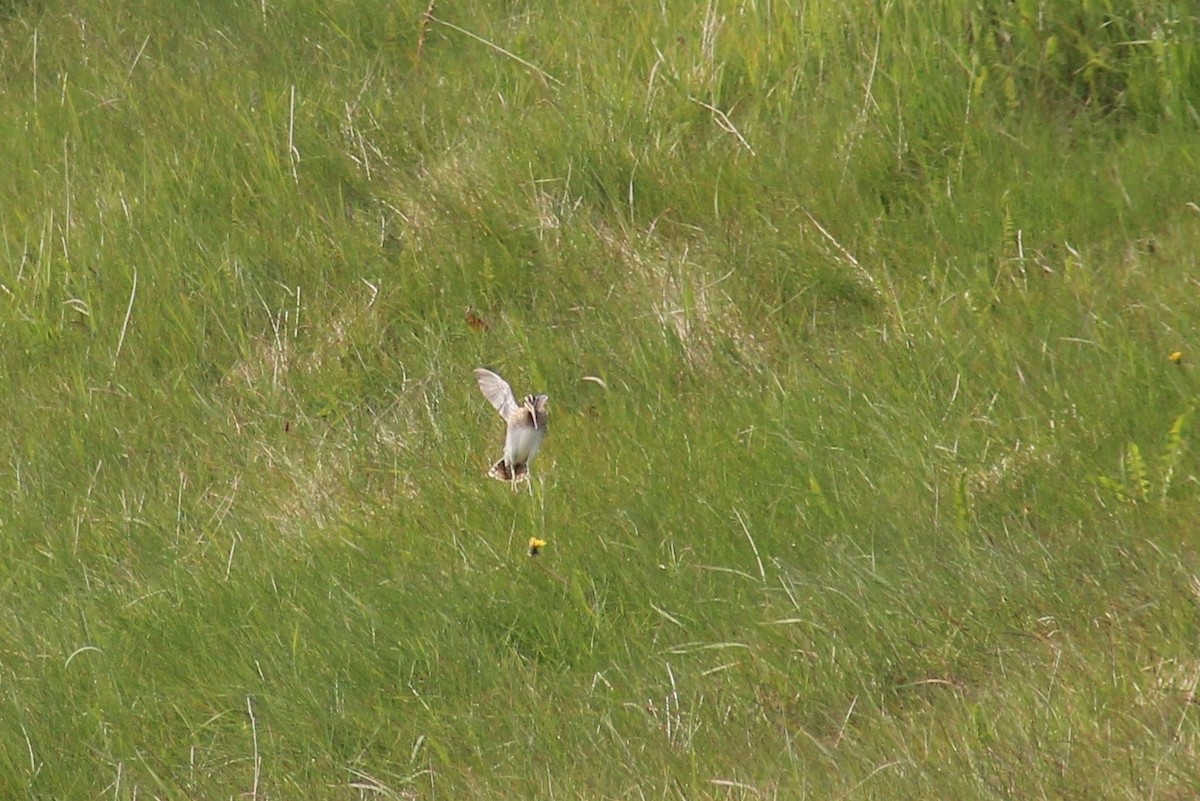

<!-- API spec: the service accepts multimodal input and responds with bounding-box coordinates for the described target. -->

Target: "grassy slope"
[1,0,1199,798]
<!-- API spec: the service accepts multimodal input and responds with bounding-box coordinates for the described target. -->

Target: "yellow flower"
[1170,350,1183,364]
[528,537,547,556]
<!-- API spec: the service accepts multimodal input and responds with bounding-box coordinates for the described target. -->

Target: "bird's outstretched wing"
[474,368,517,419]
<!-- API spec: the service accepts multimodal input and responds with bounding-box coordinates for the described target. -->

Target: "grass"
[1,0,1199,797]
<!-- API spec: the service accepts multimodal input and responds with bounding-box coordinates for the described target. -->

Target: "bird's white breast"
[505,425,544,466]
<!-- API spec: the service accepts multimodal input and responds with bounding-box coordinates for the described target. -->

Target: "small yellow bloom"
[1170,351,1183,364]
[528,537,547,556]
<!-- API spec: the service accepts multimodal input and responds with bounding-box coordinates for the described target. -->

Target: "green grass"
[2,0,1200,797]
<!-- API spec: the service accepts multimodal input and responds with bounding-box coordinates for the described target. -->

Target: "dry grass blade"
[689,96,756,155]
[430,16,563,87]
[414,0,437,68]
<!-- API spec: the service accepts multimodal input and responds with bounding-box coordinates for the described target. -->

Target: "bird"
[474,368,549,489]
